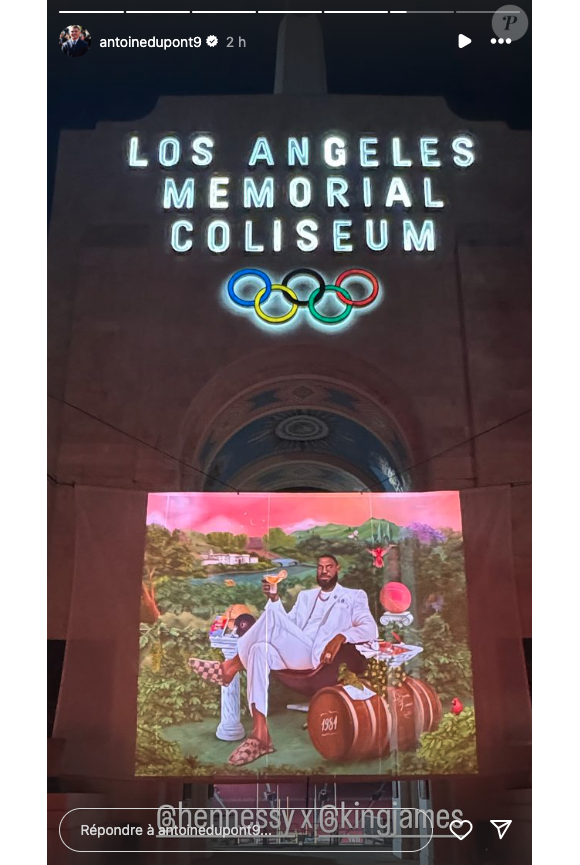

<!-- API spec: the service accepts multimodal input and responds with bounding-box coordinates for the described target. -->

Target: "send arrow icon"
[490,820,512,839]
[458,34,472,48]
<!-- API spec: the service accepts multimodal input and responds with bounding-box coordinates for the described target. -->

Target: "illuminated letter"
[327,177,349,208]
[385,177,412,208]
[419,137,441,167]
[163,178,195,210]
[288,177,312,208]
[362,176,372,208]
[392,137,412,167]
[158,136,181,167]
[171,220,193,253]
[243,177,274,208]
[333,219,353,252]
[288,137,310,167]
[207,219,230,253]
[209,177,230,209]
[423,178,444,208]
[323,136,347,168]
[296,218,319,252]
[403,219,435,252]
[191,135,214,166]
[452,135,475,168]
[360,137,379,168]
[244,220,264,252]
[248,137,274,166]
[128,135,148,168]
[273,218,282,252]
[365,219,389,251]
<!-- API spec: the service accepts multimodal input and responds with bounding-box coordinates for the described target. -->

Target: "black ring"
[281,269,326,307]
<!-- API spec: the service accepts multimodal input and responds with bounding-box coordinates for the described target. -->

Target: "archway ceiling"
[201,407,409,493]
[196,377,410,474]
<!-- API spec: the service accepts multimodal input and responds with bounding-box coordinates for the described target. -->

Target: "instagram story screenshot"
[43,5,533,865]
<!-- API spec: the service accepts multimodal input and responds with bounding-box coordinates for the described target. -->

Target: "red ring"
[335,269,379,307]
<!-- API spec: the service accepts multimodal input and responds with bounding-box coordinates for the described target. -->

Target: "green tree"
[137,622,229,775]
[396,707,477,775]
[263,527,298,556]
[340,544,386,612]
[419,613,473,703]
[142,524,200,620]
[138,622,223,727]
[399,529,469,642]
[206,532,248,552]
[416,708,477,773]
[296,534,361,565]
[154,575,270,618]
[144,524,197,581]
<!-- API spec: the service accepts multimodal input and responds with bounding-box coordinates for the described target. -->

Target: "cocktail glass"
[264,569,287,594]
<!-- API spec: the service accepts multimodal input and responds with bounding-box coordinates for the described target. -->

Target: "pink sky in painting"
[146,492,462,536]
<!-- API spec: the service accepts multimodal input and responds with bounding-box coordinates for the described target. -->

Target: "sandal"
[228,737,276,767]
[189,658,225,686]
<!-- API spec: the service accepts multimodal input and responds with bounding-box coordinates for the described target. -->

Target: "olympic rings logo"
[227,268,381,326]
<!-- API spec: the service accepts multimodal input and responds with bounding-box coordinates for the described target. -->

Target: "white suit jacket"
[269,582,378,668]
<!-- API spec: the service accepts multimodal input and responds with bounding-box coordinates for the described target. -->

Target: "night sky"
[48,3,531,218]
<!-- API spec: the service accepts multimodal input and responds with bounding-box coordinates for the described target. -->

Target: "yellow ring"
[254,284,299,324]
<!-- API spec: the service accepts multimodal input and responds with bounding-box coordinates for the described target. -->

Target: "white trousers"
[236,604,314,717]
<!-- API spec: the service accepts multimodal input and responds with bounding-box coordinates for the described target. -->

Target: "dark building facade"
[48,24,531,862]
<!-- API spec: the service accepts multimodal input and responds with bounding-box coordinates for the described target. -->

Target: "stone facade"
[48,93,530,641]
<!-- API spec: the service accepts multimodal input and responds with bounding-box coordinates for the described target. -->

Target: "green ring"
[308,285,353,324]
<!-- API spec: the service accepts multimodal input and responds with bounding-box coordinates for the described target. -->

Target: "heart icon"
[449,819,473,841]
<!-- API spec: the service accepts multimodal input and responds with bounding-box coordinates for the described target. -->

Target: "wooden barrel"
[307,677,442,762]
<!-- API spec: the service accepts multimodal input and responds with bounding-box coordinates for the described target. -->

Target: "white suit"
[236,582,378,716]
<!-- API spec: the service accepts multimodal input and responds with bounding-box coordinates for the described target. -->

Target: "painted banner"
[137,492,476,778]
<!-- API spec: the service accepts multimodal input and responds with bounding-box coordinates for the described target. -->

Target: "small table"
[209,632,245,742]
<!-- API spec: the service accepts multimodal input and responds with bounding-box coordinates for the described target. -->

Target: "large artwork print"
[137,492,477,778]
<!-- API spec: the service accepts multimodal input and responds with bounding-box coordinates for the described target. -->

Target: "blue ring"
[228,268,272,308]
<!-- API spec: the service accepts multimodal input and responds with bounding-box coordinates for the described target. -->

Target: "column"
[209,633,245,742]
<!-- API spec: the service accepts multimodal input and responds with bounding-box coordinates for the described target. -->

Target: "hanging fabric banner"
[54,487,530,781]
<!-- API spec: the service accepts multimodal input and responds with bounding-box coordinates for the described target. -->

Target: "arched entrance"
[178,345,423,493]
[200,406,407,492]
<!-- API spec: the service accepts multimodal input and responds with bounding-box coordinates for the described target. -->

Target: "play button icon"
[458,34,472,48]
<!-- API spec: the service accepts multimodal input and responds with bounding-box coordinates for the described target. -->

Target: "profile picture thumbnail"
[60,24,91,58]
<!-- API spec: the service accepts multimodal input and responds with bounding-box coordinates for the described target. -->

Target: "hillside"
[181,531,226,558]
[292,518,401,544]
